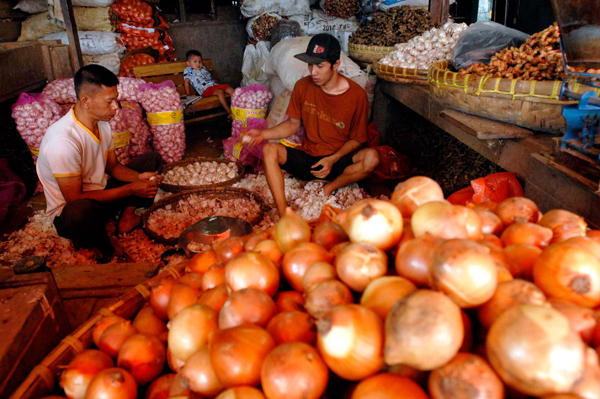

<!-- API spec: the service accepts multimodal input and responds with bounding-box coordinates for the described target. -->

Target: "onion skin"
[225,252,280,296]
[539,209,587,243]
[186,249,219,274]
[474,209,504,236]
[60,350,113,399]
[360,276,416,320]
[117,334,166,385]
[533,242,600,308]
[202,263,227,291]
[302,262,337,291]
[572,363,600,399]
[218,288,277,329]
[266,311,317,346]
[500,222,553,248]
[93,316,126,348]
[316,304,384,381]
[495,197,539,226]
[391,176,445,218]
[180,346,224,397]
[274,207,311,253]
[209,324,276,388]
[167,283,201,320]
[97,321,138,359]
[275,290,305,312]
[282,242,333,292]
[214,236,246,263]
[428,353,504,399]
[132,306,168,340]
[486,304,586,396]
[395,234,442,287]
[304,279,354,318]
[253,239,284,266]
[340,199,404,251]
[503,244,542,280]
[177,273,205,291]
[166,347,185,373]
[351,373,429,399]
[312,221,349,251]
[335,243,388,292]
[431,239,498,308]
[196,284,229,313]
[563,236,600,259]
[549,298,597,344]
[412,201,482,240]
[384,289,464,370]
[84,368,137,399]
[168,304,218,362]
[214,387,266,399]
[150,277,177,320]
[261,342,329,399]
[144,373,175,399]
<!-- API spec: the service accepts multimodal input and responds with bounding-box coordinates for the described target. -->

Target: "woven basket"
[160,157,245,192]
[374,61,428,85]
[427,61,600,134]
[143,187,268,245]
[348,43,394,64]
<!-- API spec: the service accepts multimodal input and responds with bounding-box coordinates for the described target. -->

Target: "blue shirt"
[183,66,215,96]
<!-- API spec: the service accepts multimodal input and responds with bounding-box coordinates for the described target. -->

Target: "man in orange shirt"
[244,34,380,216]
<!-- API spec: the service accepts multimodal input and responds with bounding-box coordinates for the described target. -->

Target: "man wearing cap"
[244,33,380,216]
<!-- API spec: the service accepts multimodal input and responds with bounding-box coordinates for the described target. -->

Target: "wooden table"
[373,81,600,228]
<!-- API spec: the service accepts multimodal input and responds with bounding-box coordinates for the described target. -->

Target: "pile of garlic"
[162,161,239,186]
[379,22,468,70]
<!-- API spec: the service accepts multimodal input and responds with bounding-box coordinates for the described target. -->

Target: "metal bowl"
[178,216,253,257]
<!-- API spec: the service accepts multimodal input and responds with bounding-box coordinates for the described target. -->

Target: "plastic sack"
[83,53,121,75]
[268,76,286,106]
[109,101,151,164]
[73,0,114,5]
[240,0,310,18]
[359,0,380,14]
[118,53,156,77]
[111,0,153,27]
[378,0,454,11]
[319,0,359,20]
[224,117,269,171]
[73,7,115,32]
[13,0,47,14]
[41,31,125,55]
[0,160,27,223]
[371,146,414,181]
[241,42,272,87]
[43,78,76,104]
[451,22,530,70]
[447,172,524,206]
[246,13,282,41]
[18,12,63,41]
[270,20,302,48]
[288,9,359,36]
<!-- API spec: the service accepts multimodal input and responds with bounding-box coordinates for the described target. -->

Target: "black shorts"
[281,147,357,182]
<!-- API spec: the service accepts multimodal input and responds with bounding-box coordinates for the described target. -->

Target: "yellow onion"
[360,276,416,320]
[274,207,311,253]
[412,202,482,240]
[225,252,280,296]
[474,209,504,235]
[167,304,218,362]
[335,243,387,292]
[339,199,403,251]
[495,197,539,226]
[384,289,463,370]
[302,262,337,291]
[390,176,445,218]
[395,234,442,287]
[486,304,586,396]
[304,279,354,319]
[539,209,587,243]
[180,346,224,397]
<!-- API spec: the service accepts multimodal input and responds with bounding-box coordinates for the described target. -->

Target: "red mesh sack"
[371,146,414,181]
[448,172,523,205]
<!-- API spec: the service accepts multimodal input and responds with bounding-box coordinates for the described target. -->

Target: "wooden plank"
[0,45,48,103]
[133,61,188,77]
[52,262,161,299]
[49,45,73,80]
[531,153,600,193]
[0,21,22,43]
[185,112,228,125]
[63,298,98,330]
[210,0,217,20]
[59,0,83,70]
[429,0,450,24]
[178,0,186,23]
[440,110,533,139]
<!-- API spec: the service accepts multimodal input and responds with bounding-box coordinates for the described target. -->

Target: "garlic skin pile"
[162,161,239,186]
[380,22,468,69]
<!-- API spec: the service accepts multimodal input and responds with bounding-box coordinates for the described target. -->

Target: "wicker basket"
[348,43,394,64]
[143,187,268,245]
[374,61,428,85]
[160,157,245,193]
[427,61,600,134]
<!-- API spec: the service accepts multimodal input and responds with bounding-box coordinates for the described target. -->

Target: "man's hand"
[130,180,159,199]
[311,156,336,179]
[242,129,265,147]
[139,171,163,184]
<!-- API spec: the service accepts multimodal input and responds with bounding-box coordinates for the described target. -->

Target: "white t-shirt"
[37,109,115,219]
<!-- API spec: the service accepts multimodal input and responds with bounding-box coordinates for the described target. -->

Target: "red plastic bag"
[371,145,414,181]
[448,172,524,205]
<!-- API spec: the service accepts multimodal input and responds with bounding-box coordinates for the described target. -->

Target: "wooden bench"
[132,60,230,124]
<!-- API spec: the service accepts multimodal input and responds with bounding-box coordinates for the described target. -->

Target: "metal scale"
[551,0,600,163]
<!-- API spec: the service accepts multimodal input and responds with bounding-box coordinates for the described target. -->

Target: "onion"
[390,176,445,218]
[202,263,227,291]
[180,346,224,397]
[335,243,387,292]
[385,364,428,386]
[214,236,246,263]
[480,233,504,248]
[186,249,218,274]
[245,231,270,252]
[503,244,542,280]
[253,239,284,266]
[461,311,474,352]
[209,324,275,387]
[317,304,384,380]
[412,201,482,240]
[97,321,138,359]
[477,279,548,329]
[60,350,113,399]
[302,262,336,291]
[312,221,349,251]
[225,252,280,296]
[431,239,498,308]
[395,234,441,287]
[196,284,229,313]
[84,368,137,399]
[428,353,504,399]
[360,276,416,320]
[261,342,328,399]
[549,298,596,343]
[533,242,600,308]
[177,272,205,290]
[150,276,177,320]
[282,242,333,292]
[305,279,354,318]
[265,311,317,346]
[218,288,277,329]
[384,289,463,370]
[479,240,511,270]
[169,370,192,398]
[352,373,428,399]
[167,283,201,320]
[144,373,175,399]
[117,334,166,385]
[330,241,351,257]
[166,347,185,373]
[274,207,311,253]
[132,306,168,340]
[495,197,539,226]
[572,362,600,399]
[563,236,600,259]
[339,199,403,250]
[486,304,586,396]
[214,387,266,399]
[500,222,553,248]
[474,209,504,235]
[539,209,587,243]
[275,290,305,312]
[93,316,126,348]
[168,304,218,362]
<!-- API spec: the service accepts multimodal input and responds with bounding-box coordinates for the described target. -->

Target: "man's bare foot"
[118,207,142,234]
[323,184,335,197]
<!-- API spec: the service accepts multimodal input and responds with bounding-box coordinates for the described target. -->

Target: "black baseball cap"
[294,34,341,65]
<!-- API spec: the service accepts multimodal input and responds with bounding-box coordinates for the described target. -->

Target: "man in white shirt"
[37,65,163,261]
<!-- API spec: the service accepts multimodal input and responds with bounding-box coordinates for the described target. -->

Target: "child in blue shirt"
[183,50,234,116]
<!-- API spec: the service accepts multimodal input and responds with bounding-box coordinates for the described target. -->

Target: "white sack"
[13,0,47,14]
[288,9,359,36]
[41,31,125,55]
[241,0,310,18]
[245,13,282,40]
[378,0,454,11]
[83,53,121,75]
[241,41,272,87]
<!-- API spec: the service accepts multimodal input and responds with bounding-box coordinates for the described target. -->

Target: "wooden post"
[178,0,186,22]
[59,0,83,71]
[210,0,217,20]
[429,0,449,25]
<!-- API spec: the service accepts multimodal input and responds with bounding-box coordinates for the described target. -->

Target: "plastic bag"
[268,76,286,105]
[240,0,310,18]
[371,146,414,181]
[288,10,359,36]
[41,31,125,55]
[451,22,530,70]
[83,53,121,75]
[378,0,454,11]
[224,117,269,171]
[270,20,302,48]
[359,0,380,14]
[241,42,271,87]
[13,0,47,14]
[447,172,524,206]
[111,0,154,27]
[18,12,63,41]
[118,53,156,77]
[0,160,26,223]
[73,0,114,6]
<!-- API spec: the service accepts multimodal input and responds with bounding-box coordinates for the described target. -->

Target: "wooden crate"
[0,272,70,399]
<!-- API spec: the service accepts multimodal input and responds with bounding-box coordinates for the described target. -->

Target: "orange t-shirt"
[286,75,369,157]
